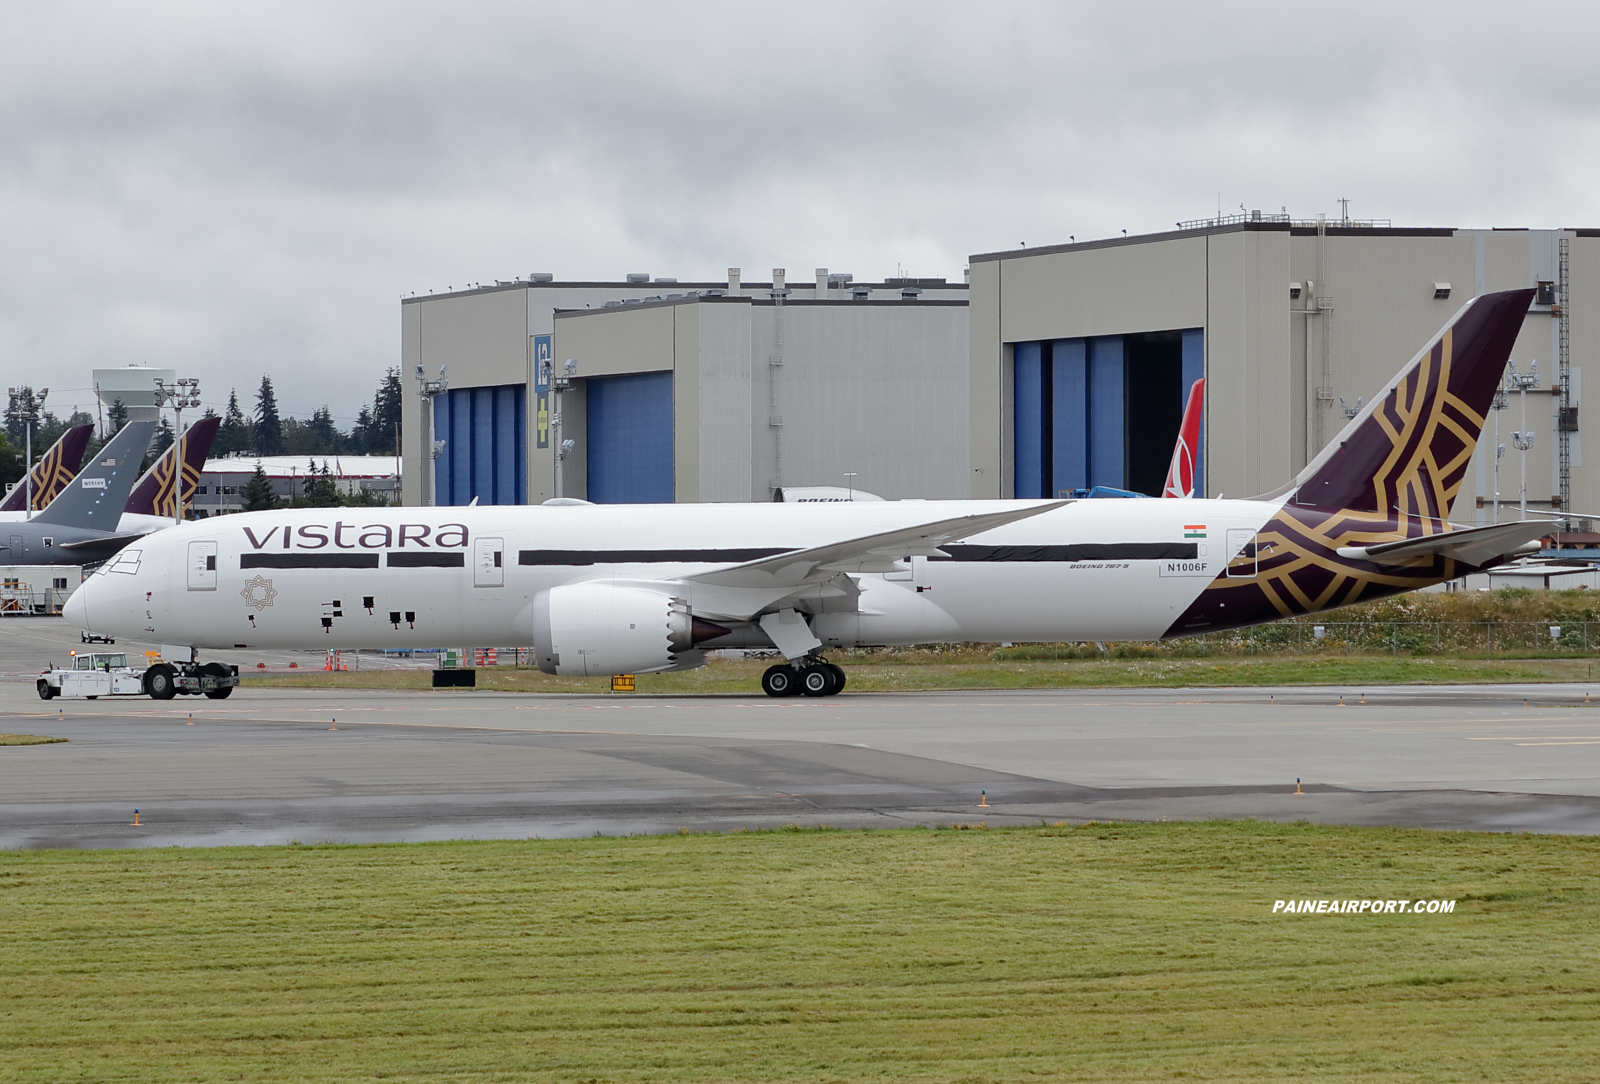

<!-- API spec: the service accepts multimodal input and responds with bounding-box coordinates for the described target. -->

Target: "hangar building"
[400,271,969,505]
[969,215,1600,525]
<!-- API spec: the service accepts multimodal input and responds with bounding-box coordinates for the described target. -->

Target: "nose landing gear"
[761,658,847,698]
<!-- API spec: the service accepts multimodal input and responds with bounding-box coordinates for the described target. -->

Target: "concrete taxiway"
[6,669,1600,847]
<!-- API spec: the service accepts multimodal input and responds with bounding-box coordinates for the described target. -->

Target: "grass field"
[4,823,1598,1082]
[0,733,67,746]
[251,653,1600,695]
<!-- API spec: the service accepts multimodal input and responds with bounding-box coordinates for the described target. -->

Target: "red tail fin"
[1162,378,1203,498]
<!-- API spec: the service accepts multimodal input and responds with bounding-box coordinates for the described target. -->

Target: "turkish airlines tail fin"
[125,415,221,518]
[31,421,156,530]
[0,424,93,512]
[1287,288,1534,516]
[1161,378,1203,498]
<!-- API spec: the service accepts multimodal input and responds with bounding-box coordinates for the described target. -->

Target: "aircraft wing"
[57,533,149,556]
[685,502,1067,590]
[1336,519,1554,566]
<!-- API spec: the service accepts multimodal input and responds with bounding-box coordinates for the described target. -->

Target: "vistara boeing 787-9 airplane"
[66,288,1550,697]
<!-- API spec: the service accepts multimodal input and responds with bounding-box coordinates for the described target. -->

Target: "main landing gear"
[761,659,847,698]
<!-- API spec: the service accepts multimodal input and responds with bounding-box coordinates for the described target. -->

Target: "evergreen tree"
[152,417,175,457]
[370,368,402,454]
[301,459,342,507]
[240,465,278,511]
[350,405,375,454]
[254,376,283,456]
[5,386,43,446]
[308,407,340,453]
[217,389,252,455]
[0,432,19,489]
[106,399,129,436]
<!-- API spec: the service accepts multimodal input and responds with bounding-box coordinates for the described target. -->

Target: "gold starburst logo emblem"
[241,575,278,612]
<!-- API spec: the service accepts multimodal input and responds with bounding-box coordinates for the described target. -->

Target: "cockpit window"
[108,550,142,575]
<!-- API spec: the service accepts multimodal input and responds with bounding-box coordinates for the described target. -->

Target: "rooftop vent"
[828,273,854,287]
[626,273,650,283]
[900,286,923,300]
[851,285,872,300]
[654,277,677,284]
[530,272,554,283]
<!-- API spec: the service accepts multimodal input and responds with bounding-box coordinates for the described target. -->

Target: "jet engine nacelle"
[531,581,725,677]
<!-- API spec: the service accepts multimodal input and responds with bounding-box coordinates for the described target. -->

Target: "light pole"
[415,365,447,506]
[1506,360,1540,521]
[1491,384,1507,523]
[7,386,47,518]
[549,359,577,499]
[153,377,201,524]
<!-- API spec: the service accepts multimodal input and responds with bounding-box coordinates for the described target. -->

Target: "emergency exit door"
[474,537,505,587]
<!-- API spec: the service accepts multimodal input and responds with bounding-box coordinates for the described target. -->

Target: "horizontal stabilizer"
[687,502,1067,590]
[1336,519,1555,567]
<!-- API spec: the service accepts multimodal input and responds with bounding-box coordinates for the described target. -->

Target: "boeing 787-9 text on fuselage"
[66,289,1551,696]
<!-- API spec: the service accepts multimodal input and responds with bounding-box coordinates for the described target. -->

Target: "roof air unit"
[626,273,650,283]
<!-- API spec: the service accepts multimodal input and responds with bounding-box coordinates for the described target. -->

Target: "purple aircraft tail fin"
[0,424,93,512]
[124,415,222,518]
[1290,288,1534,517]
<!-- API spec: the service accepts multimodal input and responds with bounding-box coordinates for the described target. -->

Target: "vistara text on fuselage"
[66,289,1550,695]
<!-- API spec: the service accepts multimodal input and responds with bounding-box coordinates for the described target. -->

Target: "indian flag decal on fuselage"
[1184,524,1206,539]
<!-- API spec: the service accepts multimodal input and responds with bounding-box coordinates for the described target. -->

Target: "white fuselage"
[65,499,1279,653]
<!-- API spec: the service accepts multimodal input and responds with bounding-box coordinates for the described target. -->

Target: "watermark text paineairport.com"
[1273,899,1456,914]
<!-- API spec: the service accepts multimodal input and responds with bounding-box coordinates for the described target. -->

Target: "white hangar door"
[187,540,218,591]
[474,537,505,587]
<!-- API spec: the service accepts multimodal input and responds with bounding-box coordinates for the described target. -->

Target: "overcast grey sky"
[4,1,1598,426]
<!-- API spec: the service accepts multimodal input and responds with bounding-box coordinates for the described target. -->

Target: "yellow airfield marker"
[131,808,141,826]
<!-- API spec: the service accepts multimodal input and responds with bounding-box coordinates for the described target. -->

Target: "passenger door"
[473,537,505,588]
[187,540,218,591]
[1226,528,1258,579]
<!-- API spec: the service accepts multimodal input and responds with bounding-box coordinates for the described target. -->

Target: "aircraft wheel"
[800,663,838,697]
[146,665,178,701]
[37,681,54,701]
[825,663,846,694]
[761,664,801,698]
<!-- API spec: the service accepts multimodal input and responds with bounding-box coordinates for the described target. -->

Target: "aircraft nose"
[63,582,90,630]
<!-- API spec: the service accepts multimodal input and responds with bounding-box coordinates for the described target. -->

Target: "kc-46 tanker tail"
[65,290,1544,697]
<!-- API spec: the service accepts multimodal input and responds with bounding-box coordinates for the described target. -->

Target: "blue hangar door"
[433,384,527,505]
[586,371,674,503]
[1013,330,1203,498]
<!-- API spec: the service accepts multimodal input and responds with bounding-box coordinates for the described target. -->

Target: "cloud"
[2,0,1597,422]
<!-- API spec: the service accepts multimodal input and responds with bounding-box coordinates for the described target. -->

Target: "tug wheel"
[146,665,177,701]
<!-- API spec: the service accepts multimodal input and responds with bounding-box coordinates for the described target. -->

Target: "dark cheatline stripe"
[241,553,379,569]
[387,551,466,568]
[518,548,790,566]
[929,543,1198,563]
